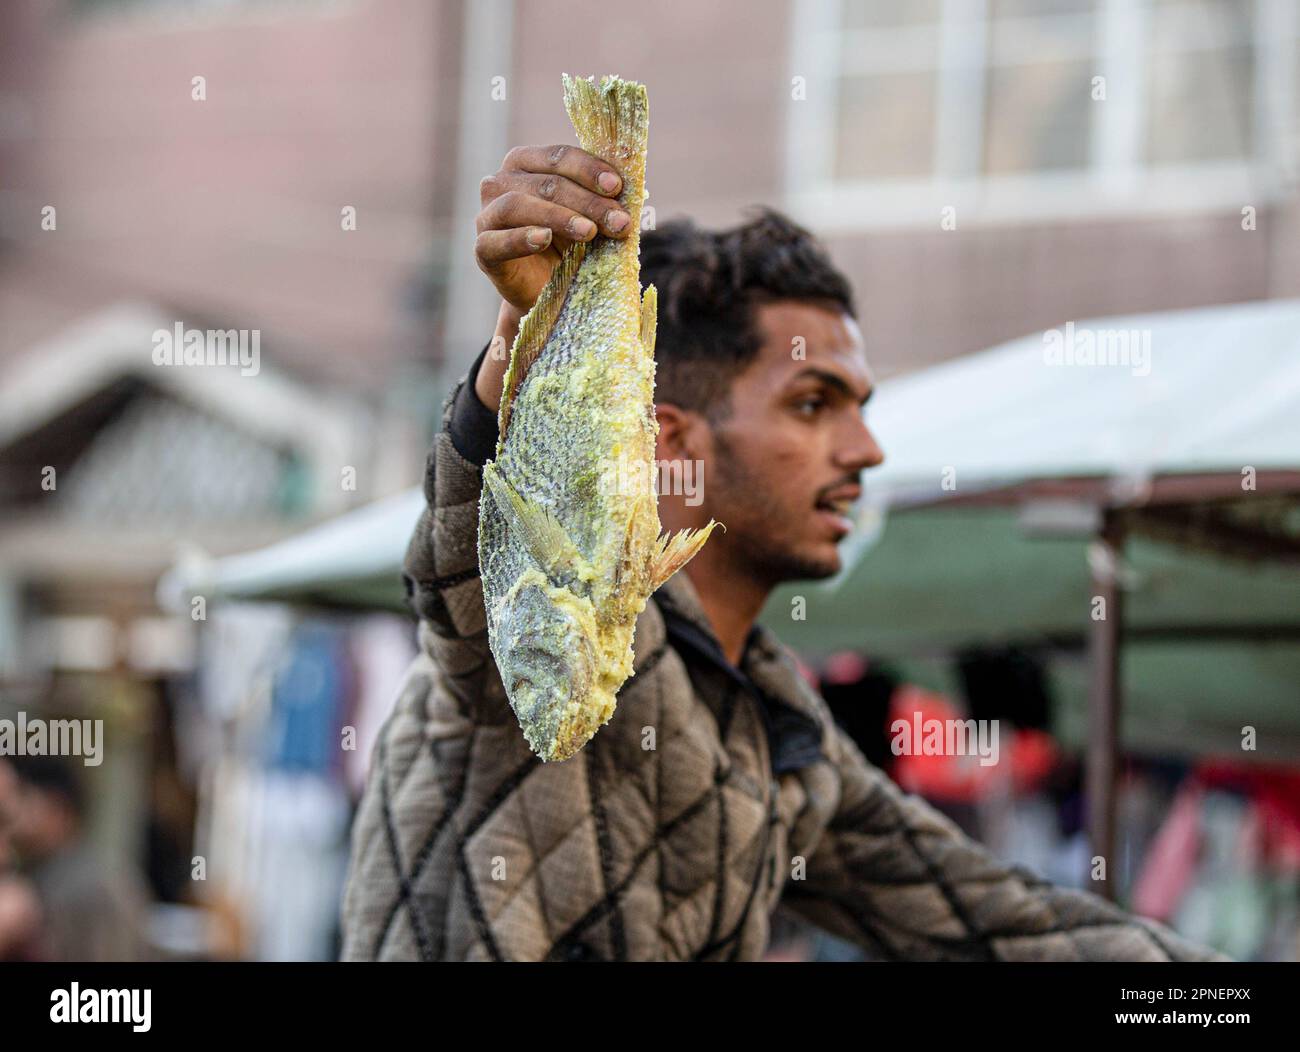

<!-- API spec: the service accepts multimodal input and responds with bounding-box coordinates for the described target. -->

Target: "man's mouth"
[814,486,861,537]
[816,496,855,516]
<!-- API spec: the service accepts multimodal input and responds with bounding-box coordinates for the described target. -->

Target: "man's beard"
[709,430,841,585]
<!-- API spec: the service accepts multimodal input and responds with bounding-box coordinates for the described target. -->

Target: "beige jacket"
[340,356,1224,962]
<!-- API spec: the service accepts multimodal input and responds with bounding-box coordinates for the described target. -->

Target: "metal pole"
[1086,512,1124,901]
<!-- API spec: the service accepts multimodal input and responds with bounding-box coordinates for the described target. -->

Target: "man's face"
[697,299,883,583]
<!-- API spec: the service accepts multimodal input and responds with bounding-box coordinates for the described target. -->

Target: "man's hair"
[639,207,856,420]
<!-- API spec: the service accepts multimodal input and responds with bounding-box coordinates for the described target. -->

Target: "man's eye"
[796,396,824,416]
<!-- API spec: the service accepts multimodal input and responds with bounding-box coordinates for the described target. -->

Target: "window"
[786,0,1300,228]
[1144,0,1256,164]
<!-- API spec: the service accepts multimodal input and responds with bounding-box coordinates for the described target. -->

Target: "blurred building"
[5,1,1296,385]
[1,0,458,670]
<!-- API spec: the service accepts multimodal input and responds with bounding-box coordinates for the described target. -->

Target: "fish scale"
[477,73,719,762]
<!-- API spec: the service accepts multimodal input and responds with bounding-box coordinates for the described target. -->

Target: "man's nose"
[837,415,884,472]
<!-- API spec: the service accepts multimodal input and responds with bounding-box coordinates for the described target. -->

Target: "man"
[341,144,1222,962]
[8,756,149,961]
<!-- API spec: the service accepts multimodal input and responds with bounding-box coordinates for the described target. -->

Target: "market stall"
[166,298,1300,904]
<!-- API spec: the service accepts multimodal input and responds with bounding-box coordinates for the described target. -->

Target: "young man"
[340,145,1221,962]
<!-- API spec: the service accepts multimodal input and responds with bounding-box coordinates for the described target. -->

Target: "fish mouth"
[507,636,595,723]
[509,658,567,704]
[509,669,569,733]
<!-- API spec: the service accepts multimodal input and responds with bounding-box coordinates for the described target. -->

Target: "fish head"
[494,570,600,752]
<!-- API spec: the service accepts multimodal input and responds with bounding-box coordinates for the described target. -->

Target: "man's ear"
[654,402,702,463]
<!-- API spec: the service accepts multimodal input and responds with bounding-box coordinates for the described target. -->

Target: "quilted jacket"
[339,348,1224,963]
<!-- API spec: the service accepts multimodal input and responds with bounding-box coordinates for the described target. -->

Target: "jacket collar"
[655,574,825,775]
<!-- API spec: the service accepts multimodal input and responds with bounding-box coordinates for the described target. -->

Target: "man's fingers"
[475,226,552,271]
[477,190,601,243]
[501,144,623,198]
[502,170,631,237]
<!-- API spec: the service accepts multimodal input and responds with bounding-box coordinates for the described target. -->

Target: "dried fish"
[478,73,719,762]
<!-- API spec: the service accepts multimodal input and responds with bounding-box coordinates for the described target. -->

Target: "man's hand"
[474,144,632,411]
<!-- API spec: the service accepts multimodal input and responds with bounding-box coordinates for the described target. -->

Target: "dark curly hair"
[639,207,856,421]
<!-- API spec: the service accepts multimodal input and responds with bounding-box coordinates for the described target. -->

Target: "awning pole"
[1086,512,1124,901]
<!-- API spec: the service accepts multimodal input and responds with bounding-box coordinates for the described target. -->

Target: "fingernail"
[598,171,621,194]
[570,216,596,239]
[605,210,629,233]
[526,227,551,250]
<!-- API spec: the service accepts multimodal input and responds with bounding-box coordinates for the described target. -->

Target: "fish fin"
[483,462,584,577]
[498,240,589,446]
[639,284,658,358]
[647,519,722,592]
[615,493,651,591]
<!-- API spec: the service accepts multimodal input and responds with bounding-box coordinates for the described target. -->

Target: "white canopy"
[159,487,425,610]
[858,296,1300,500]
[177,298,1300,609]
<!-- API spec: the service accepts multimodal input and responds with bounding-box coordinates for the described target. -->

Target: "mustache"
[815,476,862,501]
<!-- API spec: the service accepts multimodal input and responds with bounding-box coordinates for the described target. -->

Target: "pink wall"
[3,0,457,386]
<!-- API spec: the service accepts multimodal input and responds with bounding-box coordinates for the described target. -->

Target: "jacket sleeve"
[780,722,1230,961]
[340,346,516,960]
[401,344,501,682]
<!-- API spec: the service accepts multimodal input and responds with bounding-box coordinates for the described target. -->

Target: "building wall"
[825,202,1300,379]
[4,0,1297,387]
[1,0,460,386]
[503,0,1300,381]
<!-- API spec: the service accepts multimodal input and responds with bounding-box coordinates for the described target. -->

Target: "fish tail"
[562,74,649,233]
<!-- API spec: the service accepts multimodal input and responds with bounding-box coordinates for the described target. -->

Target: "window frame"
[784,0,1299,230]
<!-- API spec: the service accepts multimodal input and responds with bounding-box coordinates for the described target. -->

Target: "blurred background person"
[7,755,151,961]
[0,875,43,961]
[0,758,42,960]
